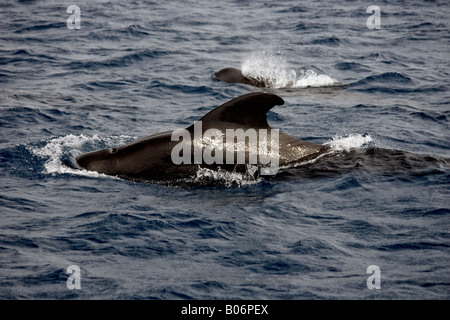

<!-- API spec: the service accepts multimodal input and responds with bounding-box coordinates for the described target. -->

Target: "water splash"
[241,51,297,88]
[324,134,374,151]
[186,165,262,187]
[294,69,340,88]
[241,51,339,88]
[28,134,134,178]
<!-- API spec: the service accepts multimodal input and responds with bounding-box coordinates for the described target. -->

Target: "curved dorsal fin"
[191,92,284,129]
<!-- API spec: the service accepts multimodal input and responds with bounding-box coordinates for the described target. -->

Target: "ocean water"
[0,0,449,300]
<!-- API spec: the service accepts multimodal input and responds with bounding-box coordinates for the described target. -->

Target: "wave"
[352,72,413,86]
[346,72,447,94]
[240,51,339,89]
[66,49,170,70]
[310,36,343,46]
[276,134,449,181]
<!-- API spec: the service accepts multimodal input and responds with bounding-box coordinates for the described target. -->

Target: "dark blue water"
[1,0,449,299]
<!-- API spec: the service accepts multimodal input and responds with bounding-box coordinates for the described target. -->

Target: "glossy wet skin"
[76,131,193,181]
[215,67,265,87]
[76,93,329,182]
[76,147,117,174]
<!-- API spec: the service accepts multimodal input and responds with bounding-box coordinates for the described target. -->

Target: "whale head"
[76,147,120,175]
[215,67,265,87]
[75,131,178,180]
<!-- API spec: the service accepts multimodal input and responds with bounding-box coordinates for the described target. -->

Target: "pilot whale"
[214,67,267,87]
[75,93,329,182]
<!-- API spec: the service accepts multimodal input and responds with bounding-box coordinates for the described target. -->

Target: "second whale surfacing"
[214,67,267,87]
[75,92,329,183]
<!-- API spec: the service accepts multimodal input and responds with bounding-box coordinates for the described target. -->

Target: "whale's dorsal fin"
[191,92,284,130]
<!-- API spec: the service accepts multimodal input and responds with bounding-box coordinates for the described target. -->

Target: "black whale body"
[76,93,329,182]
[214,67,267,87]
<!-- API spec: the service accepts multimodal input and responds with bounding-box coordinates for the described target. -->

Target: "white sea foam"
[294,69,339,88]
[191,165,262,187]
[28,134,134,178]
[241,51,297,88]
[29,134,97,175]
[324,134,374,151]
[241,51,339,89]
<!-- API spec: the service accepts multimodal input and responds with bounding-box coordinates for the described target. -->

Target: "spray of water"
[241,51,339,88]
[28,134,134,178]
[324,134,374,151]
